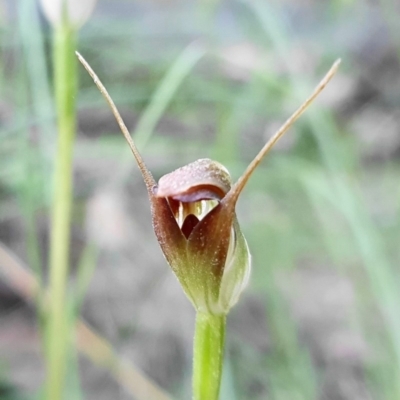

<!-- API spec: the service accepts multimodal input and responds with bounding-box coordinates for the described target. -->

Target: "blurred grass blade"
[46,19,78,400]
[302,171,400,359]
[133,41,206,149]
[77,320,173,400]
[0,242,173,400]
[113,41,206,184]
[244,0,400,387]
[18,0,55,167]
[72,243,98,314]
[17,0,54,287]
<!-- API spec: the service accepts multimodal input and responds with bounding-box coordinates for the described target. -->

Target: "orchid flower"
[77,51,339,399]
[77,51,339,315]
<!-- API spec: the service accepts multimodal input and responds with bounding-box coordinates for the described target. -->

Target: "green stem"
[193,312,226,400]
[46,20,77,400]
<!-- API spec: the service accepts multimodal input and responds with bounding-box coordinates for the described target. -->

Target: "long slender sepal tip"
[226,58,341,205]
[75,51,156,190]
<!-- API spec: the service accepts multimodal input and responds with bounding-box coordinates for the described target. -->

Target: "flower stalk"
[193,312,226,400]
[76,51,340,400]
[46,17,77,400]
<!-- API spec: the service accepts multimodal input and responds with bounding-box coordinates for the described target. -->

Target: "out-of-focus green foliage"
[1,0,400,399]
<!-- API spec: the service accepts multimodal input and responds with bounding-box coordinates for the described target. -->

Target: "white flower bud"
[40,0,98,28]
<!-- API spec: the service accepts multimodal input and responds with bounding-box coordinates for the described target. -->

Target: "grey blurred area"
[0,0,400,399]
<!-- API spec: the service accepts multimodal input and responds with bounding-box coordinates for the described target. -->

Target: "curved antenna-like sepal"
[224,59,341,208]
[76,51,156,194]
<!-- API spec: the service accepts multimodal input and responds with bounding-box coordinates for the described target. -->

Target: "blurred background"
[1,0,400,399]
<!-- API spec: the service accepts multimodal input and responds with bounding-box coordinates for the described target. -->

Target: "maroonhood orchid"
[154,157,251,315]
[77,51,339,317]
[77,52,339,400]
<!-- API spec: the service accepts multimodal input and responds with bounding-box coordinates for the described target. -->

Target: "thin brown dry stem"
[75,51,156,191]
[0,242,172,400]
[226,59,341,205]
